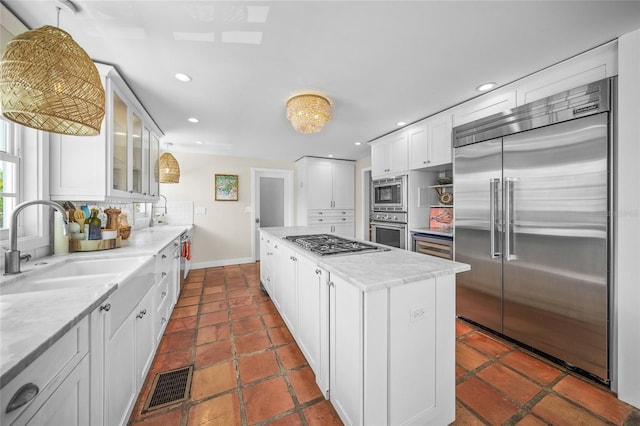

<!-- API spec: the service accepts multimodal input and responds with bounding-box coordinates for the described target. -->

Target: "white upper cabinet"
[408,112,452,170]
[50,63,162,202]
[370,131,408,179]
[452,87,517,127]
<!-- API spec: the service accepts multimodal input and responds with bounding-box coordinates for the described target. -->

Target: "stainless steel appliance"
[372,175,407,211]
[453,78,613,383]
[284,234,389,256]
[370,212,407,249]
[411,232,453,260]
[179,229,193,287]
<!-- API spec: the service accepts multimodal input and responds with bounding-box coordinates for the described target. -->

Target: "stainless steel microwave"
[371,175,407,211]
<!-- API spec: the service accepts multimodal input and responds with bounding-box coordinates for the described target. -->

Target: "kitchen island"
[260,227,470,426]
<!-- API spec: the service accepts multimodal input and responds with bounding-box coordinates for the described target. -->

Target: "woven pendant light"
[159,144,180,183]
[0,25,105,136]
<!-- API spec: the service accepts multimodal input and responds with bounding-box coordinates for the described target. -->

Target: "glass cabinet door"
[141,127,150,196]
[132,112,143,194]
[112,91,128,192]
[149,134,160,198]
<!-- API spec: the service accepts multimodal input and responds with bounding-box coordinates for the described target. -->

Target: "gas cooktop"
[284,234,389,256]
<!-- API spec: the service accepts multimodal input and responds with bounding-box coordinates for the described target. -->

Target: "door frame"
[251,168,295,261]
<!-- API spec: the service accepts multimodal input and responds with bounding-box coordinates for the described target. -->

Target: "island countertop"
[261,227,470,292]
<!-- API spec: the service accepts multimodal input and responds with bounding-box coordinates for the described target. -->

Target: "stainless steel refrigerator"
[453,78,614,383]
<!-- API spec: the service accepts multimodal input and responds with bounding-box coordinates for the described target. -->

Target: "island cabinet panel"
[276,245,299,335]
[329,275,364,426]
[297,260,330,396]
[329,273,456,426]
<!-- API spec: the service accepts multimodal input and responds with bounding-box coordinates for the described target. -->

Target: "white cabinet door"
[371,141,388,178]
[307,161,334,210]
[25,356,90,426]
[276,245,298,335]
[296,257,322,374]
[452,88,516,127]
[331,222,355,238]
[371,132,408,178]
[387,133,408,175]
[408,123,429,169]
[329,275,363,426]
[332,162,355,210]
[428,113,453,167]
[105,311,136,426]
[134,287,155,388]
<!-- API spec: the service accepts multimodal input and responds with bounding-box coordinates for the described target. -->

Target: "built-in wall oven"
[370,212,407,249]
[372,175,407,212]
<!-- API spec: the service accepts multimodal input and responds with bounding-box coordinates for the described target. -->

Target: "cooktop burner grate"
[284,234,388,256]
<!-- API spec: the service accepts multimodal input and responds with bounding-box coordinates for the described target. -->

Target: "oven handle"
[371,221,407,230]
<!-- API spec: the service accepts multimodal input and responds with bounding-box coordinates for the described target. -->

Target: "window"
[0,118,20,235]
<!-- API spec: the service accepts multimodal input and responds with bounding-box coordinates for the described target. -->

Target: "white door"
[252,169,294,261]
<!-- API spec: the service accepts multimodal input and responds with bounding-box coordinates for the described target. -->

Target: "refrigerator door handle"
[504,177,517,261]
[490,178,501,258]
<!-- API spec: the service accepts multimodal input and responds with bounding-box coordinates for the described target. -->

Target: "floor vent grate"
[144,366,193,411]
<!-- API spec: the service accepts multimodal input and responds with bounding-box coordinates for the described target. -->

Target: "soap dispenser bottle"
[87,208,102,240]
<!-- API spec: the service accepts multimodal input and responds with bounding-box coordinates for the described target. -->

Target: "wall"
[615,28,640,408]
[159,152,294,268]
[355,156,372,240]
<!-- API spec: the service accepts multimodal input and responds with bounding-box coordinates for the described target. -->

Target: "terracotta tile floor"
[129,263,640,426]
[128,263,342,426]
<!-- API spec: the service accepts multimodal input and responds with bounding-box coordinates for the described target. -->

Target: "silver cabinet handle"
[137,309,147,319]
[328,281,335,288]
[315,269,322,275]
[6,383,39,413]
[161,317,167,324]
[100,303,111,312]
[162,254,167,259]
[490,178,501,259]
[161,291,167,298]
[504,177,517,261]
[162,272,167,277]
[318,218,323,222]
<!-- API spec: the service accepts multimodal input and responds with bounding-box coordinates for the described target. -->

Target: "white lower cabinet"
[276,245,298,334]
[296,259,329,396]
[1,318,90,426]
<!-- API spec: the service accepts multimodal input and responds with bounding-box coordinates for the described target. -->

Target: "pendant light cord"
[56,6,61,28]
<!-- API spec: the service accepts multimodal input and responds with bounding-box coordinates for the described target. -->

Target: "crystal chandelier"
[286,93,331,134]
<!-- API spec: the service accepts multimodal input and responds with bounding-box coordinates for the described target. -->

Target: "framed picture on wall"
[214,174,239,201]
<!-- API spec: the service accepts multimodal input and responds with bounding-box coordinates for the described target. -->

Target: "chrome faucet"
[4,200,68,275]
[150,195,168,227]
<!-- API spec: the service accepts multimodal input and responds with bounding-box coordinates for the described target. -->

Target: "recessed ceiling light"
[188,117,199,123]
[354,142,362,146]
[397,121,406,126]
[328,154,334,158]
[174,73,192,82]
[195,140,204,144]
[476,82,496,92]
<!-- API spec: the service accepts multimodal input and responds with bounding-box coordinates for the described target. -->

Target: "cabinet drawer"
[1,317,89,425]
[308,209,354,219]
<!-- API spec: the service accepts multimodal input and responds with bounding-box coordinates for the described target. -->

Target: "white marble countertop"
[261,227,469,292]
[0,225,190,388]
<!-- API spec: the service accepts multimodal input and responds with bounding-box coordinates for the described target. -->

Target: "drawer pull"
[162,272,167,277]
[315,269,322,275]
[100,303,111,312]
[137,309,147,319]
[162,254,167,259]
[161,317,167,324]
[6,383,39,413]
[161,291,167,298]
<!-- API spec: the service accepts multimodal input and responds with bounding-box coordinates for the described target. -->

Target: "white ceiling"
[3,1,640,162]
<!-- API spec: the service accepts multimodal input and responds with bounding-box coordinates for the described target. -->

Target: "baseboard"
[191,257,255,269]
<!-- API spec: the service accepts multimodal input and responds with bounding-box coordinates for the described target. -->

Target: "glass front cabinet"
[50,63,162,202]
